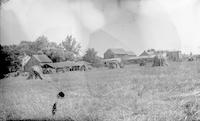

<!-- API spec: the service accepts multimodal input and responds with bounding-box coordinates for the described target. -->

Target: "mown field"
[0,61,200,121]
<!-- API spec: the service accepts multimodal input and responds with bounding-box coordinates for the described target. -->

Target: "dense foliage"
[0,35,81,78]
[83,48,103,67]
[0,45,11,79]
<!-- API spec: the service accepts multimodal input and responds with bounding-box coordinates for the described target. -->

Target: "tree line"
[0,35,102,79]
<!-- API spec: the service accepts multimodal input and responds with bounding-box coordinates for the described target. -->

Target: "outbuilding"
[23,54,52,72]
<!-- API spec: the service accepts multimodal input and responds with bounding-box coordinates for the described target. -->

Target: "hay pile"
[152,55,168,67]
[27,65,43,80]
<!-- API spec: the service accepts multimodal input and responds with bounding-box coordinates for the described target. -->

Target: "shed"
[167,51,182,61]
[75,61,91,71]
[24,54,52,72]
[52,61,76,72]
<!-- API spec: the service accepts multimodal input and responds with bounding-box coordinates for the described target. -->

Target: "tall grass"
[0,61,200,120]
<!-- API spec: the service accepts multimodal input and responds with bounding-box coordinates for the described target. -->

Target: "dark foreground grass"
[0,61,200,121]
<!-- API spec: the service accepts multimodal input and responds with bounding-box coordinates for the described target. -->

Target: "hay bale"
[140,62,146,66]
[139,60,146,66]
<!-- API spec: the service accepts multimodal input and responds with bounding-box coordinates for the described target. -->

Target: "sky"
[0,0,200,56]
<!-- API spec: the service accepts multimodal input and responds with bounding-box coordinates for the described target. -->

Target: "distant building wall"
[104,50,127,59]
[104,50,114,59]
[113,54,127,58]
[167,51,182,61]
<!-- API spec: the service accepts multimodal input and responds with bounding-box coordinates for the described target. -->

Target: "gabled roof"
[140,51,155,56]
[22,55,31,66]
[126,51,136,56]
[33,54,52,63]
[108,48,127,55]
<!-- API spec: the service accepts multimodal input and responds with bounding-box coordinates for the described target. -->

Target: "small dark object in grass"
[52,102,57,116]
[57,91,65,99]
[140,62,146,66]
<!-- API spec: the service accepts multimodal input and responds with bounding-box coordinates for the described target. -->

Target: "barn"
[104,48,127,59]
[23,54,52,72]
[167,51,182,61]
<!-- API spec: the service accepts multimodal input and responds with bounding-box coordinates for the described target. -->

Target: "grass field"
[0,61,200,121]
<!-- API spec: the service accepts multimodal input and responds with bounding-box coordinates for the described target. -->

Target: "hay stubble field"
[0,61,200,121]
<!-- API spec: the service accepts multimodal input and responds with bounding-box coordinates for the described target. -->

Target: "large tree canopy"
[83,48,103,67]
[61,35,81,56]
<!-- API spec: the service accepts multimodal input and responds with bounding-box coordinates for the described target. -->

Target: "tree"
[18,41,36,56]
[3,45,21,72]
[83,48,97,63]
[0,45,10,79]
[0,44,22,79]
[17,35,49,56]
[83,48,103,67]
[61,35,81,56]
[34,35,49,52]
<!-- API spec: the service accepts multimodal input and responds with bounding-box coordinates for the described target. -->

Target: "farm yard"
[0,61,200,121]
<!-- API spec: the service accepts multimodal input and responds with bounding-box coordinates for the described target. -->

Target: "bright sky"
[0,0,200,56]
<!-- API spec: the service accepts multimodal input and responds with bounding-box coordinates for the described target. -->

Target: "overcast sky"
[0,0,200,56]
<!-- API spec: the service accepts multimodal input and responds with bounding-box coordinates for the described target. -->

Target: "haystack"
[152,55,168,67]
[27,65,43,80]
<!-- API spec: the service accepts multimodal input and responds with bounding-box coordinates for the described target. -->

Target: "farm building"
[140,49,156,57]
[166,51,182,61]
[23,54,52,72]
[51,61,76,72]
[21,55,31,71]
[195,55,200,61]
[75,61,91,71]
[104,48,127,59]
[104,48,136,59]
[126,51,136,57]
[49,61,90,72]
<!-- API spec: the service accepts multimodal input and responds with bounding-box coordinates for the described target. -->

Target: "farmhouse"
[23,54,52,72]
